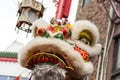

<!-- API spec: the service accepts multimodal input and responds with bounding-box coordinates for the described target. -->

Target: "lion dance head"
[18,18,102,80]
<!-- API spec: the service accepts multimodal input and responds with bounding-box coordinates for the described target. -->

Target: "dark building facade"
[75,0,120,80]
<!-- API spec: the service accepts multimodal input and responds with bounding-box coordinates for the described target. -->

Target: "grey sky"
[0,0,78,51]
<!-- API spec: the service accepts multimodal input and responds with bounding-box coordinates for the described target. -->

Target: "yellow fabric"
[79,30,92,42]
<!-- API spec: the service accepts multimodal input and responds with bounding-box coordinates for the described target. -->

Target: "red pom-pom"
[62,28,71,38]
[38,28,46,36]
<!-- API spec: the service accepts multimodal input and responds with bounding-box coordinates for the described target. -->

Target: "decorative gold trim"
[26,53,74,71]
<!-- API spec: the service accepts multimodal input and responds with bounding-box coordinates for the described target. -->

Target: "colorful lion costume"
[18,18,102,80]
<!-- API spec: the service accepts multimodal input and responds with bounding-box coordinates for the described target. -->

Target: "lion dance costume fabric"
[18,18,102,80]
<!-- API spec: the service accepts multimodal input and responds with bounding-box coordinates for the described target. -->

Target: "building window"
[29,10,36,22]
[81,0,90,8]
[111,37,120,80]
[23,9,29,18]
[9,76,15,80]
[0,75,27,80]
[0,76,7,80]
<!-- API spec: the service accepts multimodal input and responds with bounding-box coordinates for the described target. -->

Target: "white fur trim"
[73,61,93,77]
[18,38,94,78]
[75,40,102,56]
[72,20,100,46]
[32,18,49,37]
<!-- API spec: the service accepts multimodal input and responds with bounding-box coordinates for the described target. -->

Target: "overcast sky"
[0,0,78,51]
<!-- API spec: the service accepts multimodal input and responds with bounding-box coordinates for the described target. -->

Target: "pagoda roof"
[19,0,45,11]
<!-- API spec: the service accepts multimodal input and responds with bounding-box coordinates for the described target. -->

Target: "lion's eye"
[80,38,90,45]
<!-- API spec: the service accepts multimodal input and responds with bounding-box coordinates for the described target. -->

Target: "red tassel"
[15,75,21,80]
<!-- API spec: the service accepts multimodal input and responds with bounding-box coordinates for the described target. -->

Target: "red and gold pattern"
[47,17,72,34]
[47,26,63,33]
[46,25,72,38]
[26,53,74,70]
[74,46,89,62]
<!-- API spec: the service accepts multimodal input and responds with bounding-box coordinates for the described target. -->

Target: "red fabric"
[63,0,72,18]
[56,0,65,19]
[55,0,72,19]
[15,75,21,80]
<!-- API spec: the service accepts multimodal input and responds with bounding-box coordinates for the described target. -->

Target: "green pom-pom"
[45,32,50,38]
[69,29,72,36]
[54,33,63,40]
